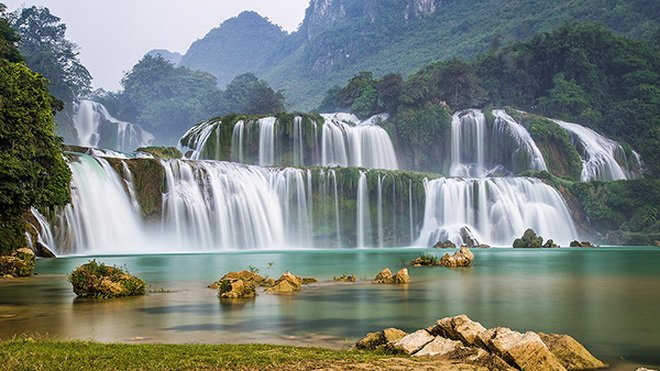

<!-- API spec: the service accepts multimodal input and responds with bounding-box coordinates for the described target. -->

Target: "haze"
[2,0,310,91]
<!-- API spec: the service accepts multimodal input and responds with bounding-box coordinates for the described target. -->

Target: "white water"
[552,119,642,181]
[180,113,398,170]
[72,100,154,152]
[417,177,578,247]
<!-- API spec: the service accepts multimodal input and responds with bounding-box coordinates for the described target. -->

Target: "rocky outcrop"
[0,248,36,277]
[438,246,474,267]
[460,226,480,248]
[68,260,146,298]
[372,268,410,284]
[513,228,544,248]
[218,279,256,299]
[356,314,606,371]
[356,328,407,350]
[265,271,317,294]
[432,240,456,249]
[570,240,597,248]
[209,270,264,288]
[332,274,356,282]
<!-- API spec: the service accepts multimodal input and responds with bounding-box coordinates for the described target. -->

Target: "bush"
[68,260,146,298]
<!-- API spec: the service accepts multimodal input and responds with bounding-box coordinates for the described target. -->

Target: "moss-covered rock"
[332,274,356,282]
[0,248,36,277]
[209,270,264,288]
[432,240,456,249]
[136,147,183,159]
[218,279,256,299]
[68,260,146,298]
[513,228,545,248]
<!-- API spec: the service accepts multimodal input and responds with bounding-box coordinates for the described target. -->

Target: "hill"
[174,0,659,109]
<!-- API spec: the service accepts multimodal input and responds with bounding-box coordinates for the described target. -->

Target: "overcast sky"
[3,0,310,91]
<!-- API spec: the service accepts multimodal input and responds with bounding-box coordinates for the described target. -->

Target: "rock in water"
[218,279,256,298]
[478,327,565,371]
[394,268,410,284]
[432,240,456,249]
[209,270,264,288]
[0,248,36,277]
[439,246,474,267]
[372,268,394,283]
[539,333,607,370]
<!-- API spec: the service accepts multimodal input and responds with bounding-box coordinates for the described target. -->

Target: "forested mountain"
[173,0,659,109]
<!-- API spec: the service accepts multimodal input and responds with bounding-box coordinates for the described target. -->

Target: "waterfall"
[356,171,372,248]
[72,100,154,152]
[551,119,642,181]
[417,177,578,247]
[450,109,487,177]
[492,110,548,172]
[180,113,398,170]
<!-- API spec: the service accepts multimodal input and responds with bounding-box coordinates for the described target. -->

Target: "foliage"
[410,252,438,266]
[0,247,35,276]
[512,228,544,248]
[223,73,286,115]
[0,12,72,254]
[0,340,391,371]
[8,5,91,106]
[67,260,146,298]
[0,4,20,63]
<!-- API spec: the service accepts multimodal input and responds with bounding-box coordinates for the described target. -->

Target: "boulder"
[439,246,474,267]
[394,268,410,284]
[478,327,565,371]
[428,314,487,348]
[265,279,297,294]
[432,240,456,249]
[219,279,256,299]
[355,328,407,350]
[539,333,607,370]
[543,239,560,248]
[460,226,480,248]
[436,346,516,371]
[68,260,146,298]
[0,248,36,277]
[513,228,544,248]
[388,329,435,355]
[301,277,318,284]
[411,253,439,266]
[260,278,276,287]
[413,336,463,358]
[332,274,356,282]
[209,270,264,288]
[372,268,394,284]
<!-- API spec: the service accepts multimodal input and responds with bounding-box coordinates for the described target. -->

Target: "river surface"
[1,247,659,368]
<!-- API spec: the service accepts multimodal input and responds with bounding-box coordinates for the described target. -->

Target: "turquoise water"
[1,248,659,367]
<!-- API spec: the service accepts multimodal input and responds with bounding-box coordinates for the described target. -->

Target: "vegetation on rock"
[0,247,35,277]
[135,147,182,159]
[68,260,146,298]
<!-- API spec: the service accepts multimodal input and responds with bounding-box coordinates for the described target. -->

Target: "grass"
[0,339,394,371]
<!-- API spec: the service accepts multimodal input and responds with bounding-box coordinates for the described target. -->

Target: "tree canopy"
[9,5,92,106]
[0,4,71,254]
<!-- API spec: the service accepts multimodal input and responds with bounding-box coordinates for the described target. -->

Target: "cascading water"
[450,109,548,177]
[552,119,642,181]
[417,177,578,247]
[72,100,154,152]
[179,113,398,170]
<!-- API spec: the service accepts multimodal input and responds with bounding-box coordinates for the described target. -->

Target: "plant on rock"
[0,248,36,277]
[67,260,146,298]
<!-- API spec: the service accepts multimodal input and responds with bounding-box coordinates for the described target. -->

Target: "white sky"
[3,0,310,91]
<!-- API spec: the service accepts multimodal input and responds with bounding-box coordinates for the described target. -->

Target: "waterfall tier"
[35,155,584,254]
[72,100,154,152]
[179,113,399,170]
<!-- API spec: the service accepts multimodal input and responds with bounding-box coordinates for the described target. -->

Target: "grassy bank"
[0,340,404,371]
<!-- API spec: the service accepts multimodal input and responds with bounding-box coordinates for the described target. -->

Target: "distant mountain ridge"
[157,0,658,109]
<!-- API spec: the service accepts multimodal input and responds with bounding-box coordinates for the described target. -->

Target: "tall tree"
[9,6,92,105]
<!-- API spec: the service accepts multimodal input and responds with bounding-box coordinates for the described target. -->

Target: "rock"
[432,345,515,371]
[372,268,394,284]
[432,240,456,249]
[209,270,264,288]
[413,336,463,358]
[301,277,318,284]
[219,279,256,299]
[260,278,276,287]
[0,248,36,277]
[569,240,596,248]
[428,314,487,348]
[513,228,544,248]
[388,329,435,355]
[475,244,491,248]
[438,246,474,267]
[34,242,56,258]
[539,333,607,370]
[394,268,410,284]
[543,239,560,248]
[68,260,146,298]
[478,327,565,371]
[274,271,303,290]
[332,274,356,282]
[265,279,297,294]
[355,328,407,350]
[570,240,581,247]
[460,226,480,248]
[411,253,439,266]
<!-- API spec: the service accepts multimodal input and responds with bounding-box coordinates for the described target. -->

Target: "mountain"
[146,49,182,65]
[180,11,288,88]
[176,0,659,110]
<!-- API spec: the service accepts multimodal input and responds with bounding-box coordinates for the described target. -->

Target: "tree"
[537,73,591,118]
[9,6,92,105]
[223,73,285,115]
[0,6,71,254]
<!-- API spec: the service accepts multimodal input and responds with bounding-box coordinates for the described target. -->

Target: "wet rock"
[372,268,394,283]
[388,329,435,355]
[478,327,565,371]
[539,333,607,370]
[265,279,297,294]
[301,277,318,284]
[68,260,145,298]
[0,248,36,277]
[332,274,356,282]
[460,226,480,248]
[394,268,410,284]
[34,242,56,258]
[513,228,544,248]
[209,270,264,288]
[428,314,487,347]
[432,240,456,249]
[355,328,407,350]
[219,279,256,298]
[438,246,474,267]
